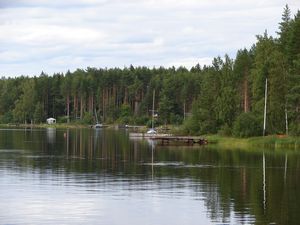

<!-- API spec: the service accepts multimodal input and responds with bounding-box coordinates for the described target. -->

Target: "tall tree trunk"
[113,85,116,105]
[73,94,77,119]
[243,71,250,113]
[134,91,140,115]
[102,89,105,120]
[91,94,94,113]
[67,93,70,123]
[134,101,139,115]
[88,93,93,113]
[124,87,128,104]
[80,95,84,119]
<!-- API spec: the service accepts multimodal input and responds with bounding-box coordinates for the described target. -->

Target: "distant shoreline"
[1,123,299,150]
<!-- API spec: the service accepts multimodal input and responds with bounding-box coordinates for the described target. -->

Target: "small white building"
[46,118,56,124]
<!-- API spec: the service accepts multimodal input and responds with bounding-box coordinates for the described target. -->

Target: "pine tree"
[277,4,292,57]
[234,49,253,113]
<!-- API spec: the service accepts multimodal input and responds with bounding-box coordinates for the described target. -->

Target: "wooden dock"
[149,136,208,145]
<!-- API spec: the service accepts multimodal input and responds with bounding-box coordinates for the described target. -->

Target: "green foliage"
[159,94,172,123]
[191,69,219,134]
[12,79,36,123]
[82,112,93,124]
[290,122,300,136]
[57,116,69,123]
[146,118,160,128]
[120,104,131,117]
[218,124,232,136]
[183,116,201,135]
[233,112,262,137]
[33,102,45,123]
[287,11,300,64]
[277,4,292,56]
[132,116,149,125]
[170,113,182,125]
[0,112,13,124]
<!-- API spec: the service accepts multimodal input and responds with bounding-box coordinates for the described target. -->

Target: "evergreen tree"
[234,49,253,113]
[277,4,292,57]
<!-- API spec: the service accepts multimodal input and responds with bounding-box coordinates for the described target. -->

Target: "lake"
[0,128,299,225]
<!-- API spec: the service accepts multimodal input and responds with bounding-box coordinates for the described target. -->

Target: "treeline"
[0,5,299,136]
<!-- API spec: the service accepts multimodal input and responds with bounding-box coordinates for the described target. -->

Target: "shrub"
[183,116,200,135]
[218,123,232,136]
[290,122,300,136]
[233,112,262,138]
[82,112,94,124]
[0,112,13,124]
[57,116,69,123]
[132,116,148,125]
[146,118,160,128]
[170,113,183,125]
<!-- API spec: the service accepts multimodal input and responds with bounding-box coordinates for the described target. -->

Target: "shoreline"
[0,123,299,150]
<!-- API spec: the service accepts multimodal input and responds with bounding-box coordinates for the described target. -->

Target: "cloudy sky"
[0,0,299,77]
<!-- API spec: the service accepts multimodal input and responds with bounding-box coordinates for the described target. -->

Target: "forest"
[0,5,299,137]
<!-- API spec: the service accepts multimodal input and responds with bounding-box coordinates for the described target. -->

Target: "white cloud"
[167,57,213,69]
[0,0,299,76]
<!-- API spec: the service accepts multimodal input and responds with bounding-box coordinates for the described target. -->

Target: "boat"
[129,90,162,138]
[146,128,157,134]
[94,123,103,129]
[93,110,103,129]
[146,90,157,135]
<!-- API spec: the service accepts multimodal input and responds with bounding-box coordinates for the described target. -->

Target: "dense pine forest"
[0,6,299,137]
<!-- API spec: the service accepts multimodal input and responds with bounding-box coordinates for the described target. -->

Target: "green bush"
[57,116,69,123]
[132,116,148,125]
[218,123,232,136]
[183,116,200,135]
[146,118,160,128]
[82,112,94,124]
[233,112,262,138]
[0,112,13,124]
[290,122,300,136]
[119,104,132,118]
[170,113,183,125]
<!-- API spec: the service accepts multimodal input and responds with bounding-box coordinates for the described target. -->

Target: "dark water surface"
[0,128,299,225]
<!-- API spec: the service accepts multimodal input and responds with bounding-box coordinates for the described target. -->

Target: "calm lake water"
[0,128,299,225]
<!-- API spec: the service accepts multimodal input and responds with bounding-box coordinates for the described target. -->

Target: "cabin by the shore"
[46,118,56,124]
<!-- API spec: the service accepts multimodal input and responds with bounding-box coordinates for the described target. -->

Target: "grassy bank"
[165,125,300,150]
[205,135,300,150]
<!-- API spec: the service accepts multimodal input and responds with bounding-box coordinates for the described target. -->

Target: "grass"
[205,134,300,150]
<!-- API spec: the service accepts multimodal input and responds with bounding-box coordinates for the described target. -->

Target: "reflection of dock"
[150,136,208,145]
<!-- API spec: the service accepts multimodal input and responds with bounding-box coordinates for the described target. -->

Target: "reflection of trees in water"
[0,129,300,225]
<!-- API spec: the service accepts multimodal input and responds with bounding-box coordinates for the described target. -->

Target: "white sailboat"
[146,90,157,135]
[94,109,103,129]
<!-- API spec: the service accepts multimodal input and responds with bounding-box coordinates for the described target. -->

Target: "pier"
[149,136,208,145]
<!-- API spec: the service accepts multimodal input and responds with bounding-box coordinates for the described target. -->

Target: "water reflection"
[46,128,56,143]
[0,128,299,225]
[263,152,266,212]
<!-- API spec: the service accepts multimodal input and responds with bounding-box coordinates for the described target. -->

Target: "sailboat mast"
[263,78,268,136]
[152,90,155,129]
[94,109,99,123]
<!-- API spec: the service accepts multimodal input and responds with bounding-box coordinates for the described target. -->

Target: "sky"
[0,0,299,77]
